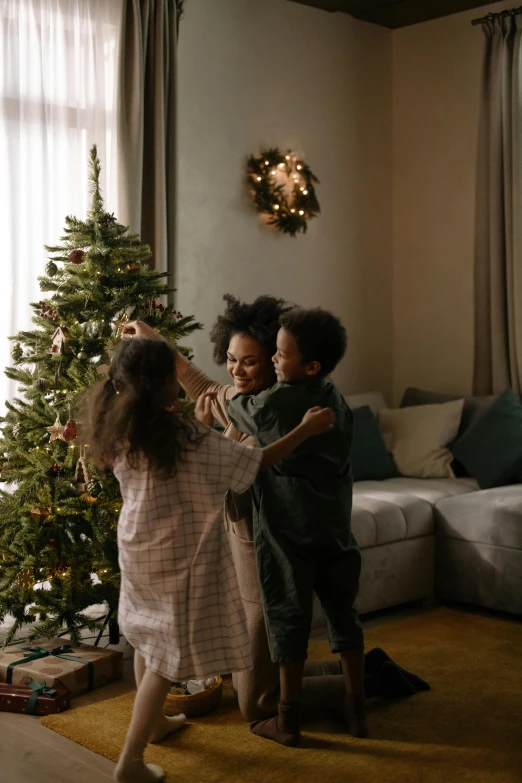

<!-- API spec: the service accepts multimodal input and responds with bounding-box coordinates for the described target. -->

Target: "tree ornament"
[246,148,320,237]
[77,351,88,360]
[12,422,22,439]
[47,538,57,548]
[46,415,66,442]
[80,491,97,505]
[39,302,59,320]
[33,377,50,392]
[50,327,71,355]
[63,419,77,442]
[75,446,90,490]
[17,568,34,588]
[48,463,62,475]
[69,249,85,264]
[11,343,23,362]
[31,506,50,524]
[87,480,102,498]
[45,260,58,277]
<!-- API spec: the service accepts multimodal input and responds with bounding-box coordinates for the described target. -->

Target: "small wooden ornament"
[17,568,34,588]
[31,507,50,524]
[49,328,71,355]
[75,447,90,488]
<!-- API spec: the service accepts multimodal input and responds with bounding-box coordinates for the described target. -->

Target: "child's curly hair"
[82,339,205,476]
[279,308,347,377]
[210,294,295,365]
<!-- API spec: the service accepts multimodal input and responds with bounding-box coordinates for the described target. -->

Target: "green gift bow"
[6,644,94,690]
[25,679,58,715]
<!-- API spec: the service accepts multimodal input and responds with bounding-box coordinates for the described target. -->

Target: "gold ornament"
[80,492,97,505]
[114,313,130,337]
[31,507,50,524]
[46,415,66,442]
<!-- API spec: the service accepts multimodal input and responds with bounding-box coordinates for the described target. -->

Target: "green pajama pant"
[255,528,364,664]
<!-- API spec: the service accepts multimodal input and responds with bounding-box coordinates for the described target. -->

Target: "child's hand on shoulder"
[196,392,217,427]
[301,406,335,435]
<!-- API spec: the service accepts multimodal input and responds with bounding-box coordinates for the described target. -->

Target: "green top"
[226,379,357,549]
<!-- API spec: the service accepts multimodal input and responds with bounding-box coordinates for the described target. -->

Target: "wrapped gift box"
[0,680,70,715]
[0,638,123,698]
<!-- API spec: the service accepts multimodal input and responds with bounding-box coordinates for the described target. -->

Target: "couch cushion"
[400,387,497,436]
[354,477,478,505]
[351,492,434,548]
[345,391,386,415]
[436,485,522,549]
[351,405,398,481]
[378,400,464,478]
[449,388,522,490]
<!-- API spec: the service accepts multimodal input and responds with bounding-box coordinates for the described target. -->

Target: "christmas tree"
[0,146,201,646]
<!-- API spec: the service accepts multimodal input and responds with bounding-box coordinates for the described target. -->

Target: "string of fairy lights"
[247,147,320,237]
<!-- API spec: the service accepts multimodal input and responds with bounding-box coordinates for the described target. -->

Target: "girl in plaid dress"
[84,337,334,783]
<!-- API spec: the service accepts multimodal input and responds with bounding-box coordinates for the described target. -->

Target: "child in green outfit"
[225,307,366,747]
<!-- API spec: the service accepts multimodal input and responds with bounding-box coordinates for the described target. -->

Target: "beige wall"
[392,1,513,403]
[176,0,393,397]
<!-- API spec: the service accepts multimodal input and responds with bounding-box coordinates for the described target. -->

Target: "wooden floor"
[0,655,134,783]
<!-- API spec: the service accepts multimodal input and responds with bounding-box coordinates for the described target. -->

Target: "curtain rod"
[471,5,522,25]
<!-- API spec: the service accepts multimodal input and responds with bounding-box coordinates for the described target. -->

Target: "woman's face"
[226,333,275,395]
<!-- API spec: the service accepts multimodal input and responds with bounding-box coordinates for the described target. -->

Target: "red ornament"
[63,419,77,442]
[69,249,85,265]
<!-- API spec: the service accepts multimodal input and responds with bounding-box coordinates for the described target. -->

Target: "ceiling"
[288,0,506,28]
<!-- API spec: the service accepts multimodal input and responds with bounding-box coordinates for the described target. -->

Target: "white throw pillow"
[378,399,465,478]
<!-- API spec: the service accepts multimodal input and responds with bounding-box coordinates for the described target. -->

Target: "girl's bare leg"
[133,650,187,743]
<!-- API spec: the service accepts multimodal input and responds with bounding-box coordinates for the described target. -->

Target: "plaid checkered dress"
[114,426,262,681]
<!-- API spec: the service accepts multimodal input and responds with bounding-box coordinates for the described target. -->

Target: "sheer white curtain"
[0,0,123,409]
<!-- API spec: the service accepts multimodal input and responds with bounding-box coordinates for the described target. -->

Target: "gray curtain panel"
[474,15,522,396]
[117,0,181,274]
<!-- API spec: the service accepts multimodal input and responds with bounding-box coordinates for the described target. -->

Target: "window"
[0,0,123,408]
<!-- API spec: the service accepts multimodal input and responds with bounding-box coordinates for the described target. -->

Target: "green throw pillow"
[450,388,522,489]
[352,405,398,481]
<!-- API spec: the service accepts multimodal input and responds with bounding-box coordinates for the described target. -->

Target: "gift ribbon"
[25,679,58,715]
[6,644,94,690]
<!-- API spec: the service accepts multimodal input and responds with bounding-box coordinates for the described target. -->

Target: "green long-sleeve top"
[226,378,357,549]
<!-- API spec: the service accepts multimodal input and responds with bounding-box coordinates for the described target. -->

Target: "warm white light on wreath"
[246,148,320,237]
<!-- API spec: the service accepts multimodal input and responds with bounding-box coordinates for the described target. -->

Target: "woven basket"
[164,675,223,718]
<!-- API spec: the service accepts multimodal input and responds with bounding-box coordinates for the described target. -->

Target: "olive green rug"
[41,608,522,783]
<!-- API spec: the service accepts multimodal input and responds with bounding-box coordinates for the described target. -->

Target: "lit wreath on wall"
[246,148,320,237]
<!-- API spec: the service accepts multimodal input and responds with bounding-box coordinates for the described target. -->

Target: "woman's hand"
[301,406,335,435]
[195,392,217,427]
[121,320,164,341]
